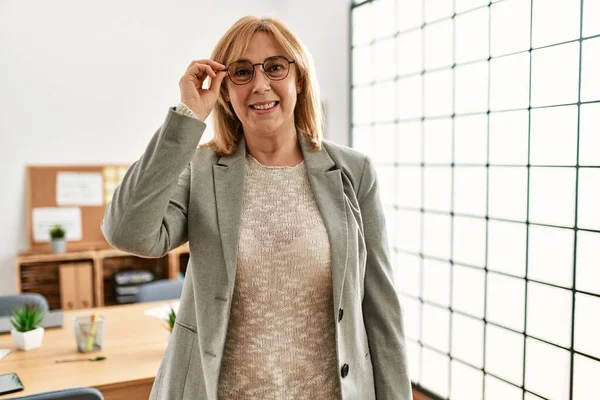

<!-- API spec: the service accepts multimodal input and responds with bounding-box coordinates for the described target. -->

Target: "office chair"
[12,387,104,400]
[135,279,184,303]
[0,294,50,317]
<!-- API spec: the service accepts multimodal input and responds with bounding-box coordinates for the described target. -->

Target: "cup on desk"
[73,313,105,353]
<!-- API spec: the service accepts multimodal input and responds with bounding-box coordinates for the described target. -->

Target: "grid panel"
[350,0,600,399]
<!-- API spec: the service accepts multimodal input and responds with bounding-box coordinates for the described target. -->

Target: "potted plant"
[49,225,67,253]
[164,307,176,341]
[10,304,45,351]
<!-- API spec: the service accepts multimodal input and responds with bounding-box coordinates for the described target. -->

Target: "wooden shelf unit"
[16,243,189,310]
[20,163,192,310]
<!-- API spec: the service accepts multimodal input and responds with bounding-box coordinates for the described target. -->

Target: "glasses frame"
[224,56,296,86]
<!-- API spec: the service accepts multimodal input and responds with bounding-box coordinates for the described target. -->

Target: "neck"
[243,126,303,167]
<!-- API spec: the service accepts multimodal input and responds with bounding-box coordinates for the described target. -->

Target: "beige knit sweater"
[174,104,341,399]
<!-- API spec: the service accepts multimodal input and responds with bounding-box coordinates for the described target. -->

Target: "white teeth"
[252,101,276,110]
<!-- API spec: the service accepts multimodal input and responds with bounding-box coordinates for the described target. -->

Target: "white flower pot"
[11,327,45,351]
[51,239,66,253]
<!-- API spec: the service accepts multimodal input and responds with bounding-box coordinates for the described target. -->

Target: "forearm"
[102,107,205,256]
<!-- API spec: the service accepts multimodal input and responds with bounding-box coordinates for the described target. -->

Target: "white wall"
[0,0,351,295]
[280,1,352,146]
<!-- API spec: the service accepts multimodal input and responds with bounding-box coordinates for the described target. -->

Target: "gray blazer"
[102,108,412,400]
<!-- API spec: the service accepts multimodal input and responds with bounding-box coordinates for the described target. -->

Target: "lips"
[249,101,279,110]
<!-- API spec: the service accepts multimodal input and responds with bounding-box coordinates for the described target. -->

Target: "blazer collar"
[216,130,336,172]
[213,130,348,313]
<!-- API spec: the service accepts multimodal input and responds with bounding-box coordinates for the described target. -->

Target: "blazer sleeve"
[358,156,413,400]
[101,107,206,258]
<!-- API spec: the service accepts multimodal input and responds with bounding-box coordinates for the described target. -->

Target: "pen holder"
[73,314,105,353]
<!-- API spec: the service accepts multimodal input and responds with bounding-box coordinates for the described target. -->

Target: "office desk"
[0,301,173,399]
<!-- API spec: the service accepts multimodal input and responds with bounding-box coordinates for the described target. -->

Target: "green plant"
[164,307,176,332]
[10,304,45,333]
[49,225,66,240]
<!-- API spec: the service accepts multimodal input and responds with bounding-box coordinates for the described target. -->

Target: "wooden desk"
[0,301,172,399]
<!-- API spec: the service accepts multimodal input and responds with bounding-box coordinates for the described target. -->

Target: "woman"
[102,16,411,400]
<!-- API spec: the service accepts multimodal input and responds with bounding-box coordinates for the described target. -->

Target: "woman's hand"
[179,59,227,121]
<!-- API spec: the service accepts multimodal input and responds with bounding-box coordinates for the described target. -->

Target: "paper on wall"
[56,172,103,206]
[32,207,82,242]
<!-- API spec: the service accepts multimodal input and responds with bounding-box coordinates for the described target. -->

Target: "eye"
[234,68,252,77]
[267,63,284,73]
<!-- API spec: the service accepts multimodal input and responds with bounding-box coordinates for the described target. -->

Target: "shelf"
[16,244,189,309]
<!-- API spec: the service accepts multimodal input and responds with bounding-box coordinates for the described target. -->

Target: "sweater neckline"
[246,154,305,169]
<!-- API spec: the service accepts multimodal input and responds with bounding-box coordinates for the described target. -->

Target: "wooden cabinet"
[58,262,93,310]
[19,262,63,310]
[16,244,189,310]
[99,250,170,307]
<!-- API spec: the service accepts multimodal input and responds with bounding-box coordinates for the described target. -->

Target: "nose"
[251,65,271,94]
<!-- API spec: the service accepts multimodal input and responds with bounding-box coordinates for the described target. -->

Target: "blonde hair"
[200,16,323,155]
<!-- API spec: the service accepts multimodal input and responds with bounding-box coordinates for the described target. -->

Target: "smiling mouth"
[249,101,279,110]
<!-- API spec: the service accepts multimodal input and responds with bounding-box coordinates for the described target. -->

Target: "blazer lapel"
[299,133,348,314]
[213,132,349,313]
[214,136,247,288]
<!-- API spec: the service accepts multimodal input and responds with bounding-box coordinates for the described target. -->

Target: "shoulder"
[321,139,368,166]
[321,139,370,176]
[190,145,221,167]
[320,139,374,193]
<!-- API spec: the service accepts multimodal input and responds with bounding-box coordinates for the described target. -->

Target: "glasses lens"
[264,57,290,80]
[228,61,254,85]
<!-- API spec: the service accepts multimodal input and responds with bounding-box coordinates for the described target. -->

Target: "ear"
[222,81,231,102]
[296,78,303,94]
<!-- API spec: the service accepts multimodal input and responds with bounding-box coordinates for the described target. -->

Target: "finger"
[192,65,215,84]
[188,63,216,79]
[208,70,227,95]
[186,59,224,70]
[186,59,226,72]
[183,63,216,89]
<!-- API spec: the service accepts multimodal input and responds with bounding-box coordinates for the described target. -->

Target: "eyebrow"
[232,56,283,64]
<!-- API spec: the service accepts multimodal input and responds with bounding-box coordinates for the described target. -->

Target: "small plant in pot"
[10,304,45,351]
[164,307,176,341]
[49,225,67,253]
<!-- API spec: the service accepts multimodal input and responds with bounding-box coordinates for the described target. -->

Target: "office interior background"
[1,0,599,399]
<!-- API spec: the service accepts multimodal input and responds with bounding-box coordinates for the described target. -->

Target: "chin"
[248,121,284,135]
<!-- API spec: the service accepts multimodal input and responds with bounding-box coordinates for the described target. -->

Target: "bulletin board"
[25,164,130,254]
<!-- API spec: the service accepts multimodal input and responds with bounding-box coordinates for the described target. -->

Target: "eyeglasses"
[224,56,295,86]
